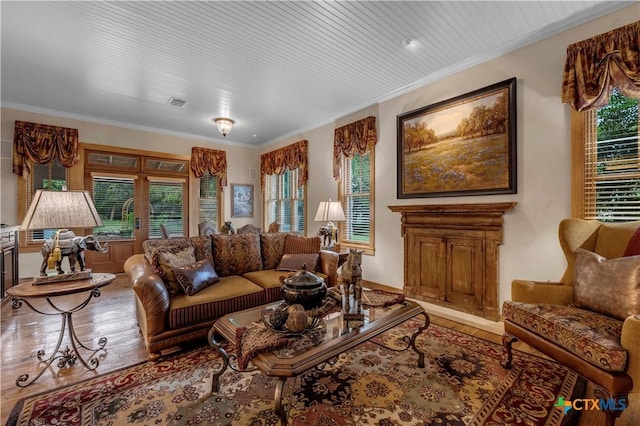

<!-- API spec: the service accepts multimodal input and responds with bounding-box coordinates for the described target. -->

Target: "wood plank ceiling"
[0,1,632,146]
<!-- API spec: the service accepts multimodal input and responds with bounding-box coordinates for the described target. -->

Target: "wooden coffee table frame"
[208,298,429,423]
[7,273,116,387]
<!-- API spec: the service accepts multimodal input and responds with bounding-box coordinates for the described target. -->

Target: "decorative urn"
[281,264,327,309]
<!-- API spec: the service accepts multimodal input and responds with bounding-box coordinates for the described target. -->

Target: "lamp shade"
[20,190,103,231]
[314,200,346,222]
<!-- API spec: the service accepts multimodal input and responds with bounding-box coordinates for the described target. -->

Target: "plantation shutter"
[341,153,371,244]
[148,177,185,238]
[583,93,640,221]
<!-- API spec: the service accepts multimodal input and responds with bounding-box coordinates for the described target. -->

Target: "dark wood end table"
[7,273,116,387]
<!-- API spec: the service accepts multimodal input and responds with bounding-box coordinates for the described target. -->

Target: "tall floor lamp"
[314,199,346,250]
[21,189,104,284]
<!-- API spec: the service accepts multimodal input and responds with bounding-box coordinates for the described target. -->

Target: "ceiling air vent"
[168,97,186,108]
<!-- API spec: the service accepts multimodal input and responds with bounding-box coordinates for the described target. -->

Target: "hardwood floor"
[1,275,637,425]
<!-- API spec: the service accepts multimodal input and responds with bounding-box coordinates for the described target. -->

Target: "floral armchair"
[502,218,640,426]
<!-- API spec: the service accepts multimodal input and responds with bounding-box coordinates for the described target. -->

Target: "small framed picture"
[231,184,254,218]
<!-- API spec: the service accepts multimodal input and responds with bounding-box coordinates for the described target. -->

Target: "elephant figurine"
[40,229,109,276]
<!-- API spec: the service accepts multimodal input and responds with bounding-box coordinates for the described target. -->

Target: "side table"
[7,273,116,387]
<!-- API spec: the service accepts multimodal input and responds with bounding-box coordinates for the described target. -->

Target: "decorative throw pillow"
[623,226,640,256]
[574,248,640,320]
[189,235,214,264]
[283,234,321,254]
[277,253,320,272]
[260,233,287,270]
[211,233,262,277]
[157,246,196,297]
[144,238,192,277]
[173,259,220,296]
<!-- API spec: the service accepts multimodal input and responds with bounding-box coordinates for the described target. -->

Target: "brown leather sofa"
[502,218,640,426]
[124,232,338,359]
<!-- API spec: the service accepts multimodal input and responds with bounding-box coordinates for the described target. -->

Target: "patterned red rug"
[8,318,584,425]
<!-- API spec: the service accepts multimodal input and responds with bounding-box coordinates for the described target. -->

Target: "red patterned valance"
[260,140,308,191]
[333,116,377,181]
[13,121,79,178]
[561,21,640,111]
[190,147,228,187]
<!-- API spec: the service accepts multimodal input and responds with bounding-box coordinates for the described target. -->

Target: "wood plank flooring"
[1,274,637,425]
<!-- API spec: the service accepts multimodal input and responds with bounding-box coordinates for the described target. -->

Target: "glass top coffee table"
[208,294,430,423]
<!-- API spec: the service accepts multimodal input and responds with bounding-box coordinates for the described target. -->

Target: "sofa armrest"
[124,254,170,337]
[511,279,574,305]
[319,250,339,288]
[621,314,640,393]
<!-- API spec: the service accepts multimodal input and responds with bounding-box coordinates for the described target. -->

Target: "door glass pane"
[149,180,185,238]
[92,177,135,240]
[87,152,138,169]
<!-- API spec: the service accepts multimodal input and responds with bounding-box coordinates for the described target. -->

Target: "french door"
[83,149,189,273]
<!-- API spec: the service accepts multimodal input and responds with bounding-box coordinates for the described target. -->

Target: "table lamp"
[314,199,346,250]
[20,189,105,284]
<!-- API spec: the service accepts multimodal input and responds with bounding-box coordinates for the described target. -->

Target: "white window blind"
[340,152,373,247]
[148,179,185,238]
[198,173,219,225]
[91,176,136,240]
[264,169,305,233]
[583,91,639,222]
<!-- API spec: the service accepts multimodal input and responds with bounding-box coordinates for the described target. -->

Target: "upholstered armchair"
[502,218,640,426]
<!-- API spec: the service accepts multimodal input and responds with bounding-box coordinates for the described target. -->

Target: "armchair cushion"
[574,249,640,320]
[503,301,627,372]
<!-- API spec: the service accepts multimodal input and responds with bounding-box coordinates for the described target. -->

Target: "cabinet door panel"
[446,237,484,311]
[412,236,445,301]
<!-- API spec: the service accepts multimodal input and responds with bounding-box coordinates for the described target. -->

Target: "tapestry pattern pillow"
[189,235,214,264]
[283,234,321,254]
[277,253,320,272]
[173,259,220,296]
[144,238,192,277]
[574,248,640,320]
[157,246,197,297]
[211,233,262,277]
[260,233,287,270]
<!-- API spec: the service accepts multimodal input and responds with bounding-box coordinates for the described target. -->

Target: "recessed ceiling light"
[401,37,417,48]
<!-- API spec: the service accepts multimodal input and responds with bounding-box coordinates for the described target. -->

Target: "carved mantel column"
[388,202,516,321]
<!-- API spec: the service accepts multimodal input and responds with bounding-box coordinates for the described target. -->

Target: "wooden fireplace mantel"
[388,202,516,321]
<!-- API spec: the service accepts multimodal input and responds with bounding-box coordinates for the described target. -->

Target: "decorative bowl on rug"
[280,264,327,309]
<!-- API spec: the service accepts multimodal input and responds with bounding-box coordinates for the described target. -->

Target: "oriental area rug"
[8,318,584,426]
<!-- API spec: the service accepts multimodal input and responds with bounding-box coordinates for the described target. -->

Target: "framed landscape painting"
[397,78,517,198]
[231,183,254,218]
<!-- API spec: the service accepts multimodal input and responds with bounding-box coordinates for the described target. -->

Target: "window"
[339,150,375,253]
[91,175,136,240]
[24,159,70,244]
[148,178,186,238]
[573,90,639,221]
[198,173,221,226]
[264,169,305,233]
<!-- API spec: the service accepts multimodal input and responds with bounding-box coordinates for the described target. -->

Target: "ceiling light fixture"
[213,117,234,137]
[401,37,417,48]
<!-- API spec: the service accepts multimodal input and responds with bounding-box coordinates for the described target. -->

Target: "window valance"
[260,140,308,191]
[190,147,228,188]
[561,21,639,111]
[333,116,377,181]
[12,120,79,178]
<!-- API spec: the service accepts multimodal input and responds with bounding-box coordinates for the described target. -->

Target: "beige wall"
[2,5,638,300]
[0,108,260,277]
[263,5,640,306]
